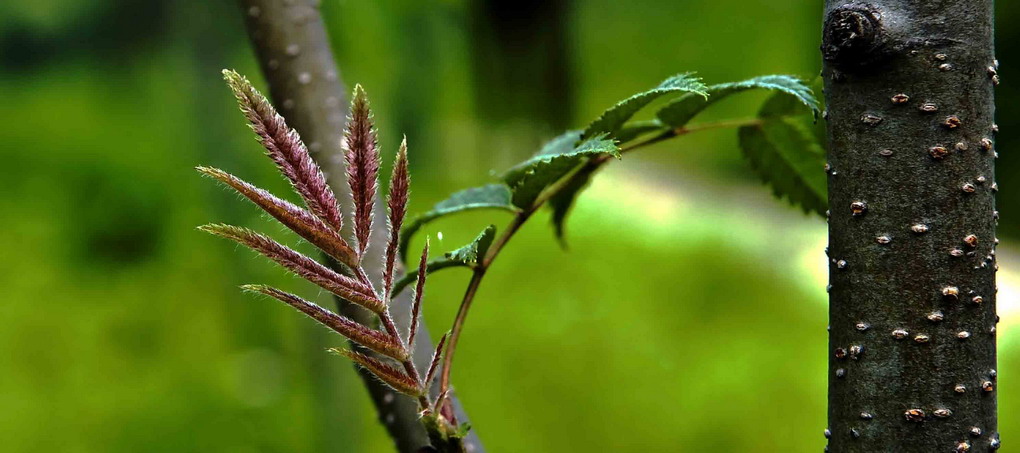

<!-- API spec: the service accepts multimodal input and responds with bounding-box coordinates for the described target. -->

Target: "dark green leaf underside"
[738,91,826,215]
[548,162,600,246]
[503,135,619,210]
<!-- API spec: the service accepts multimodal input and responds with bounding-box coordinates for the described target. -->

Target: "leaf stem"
[674,117,762,137]
[435,116,762,408]
[355,267,431,410]
[437,268,486,399]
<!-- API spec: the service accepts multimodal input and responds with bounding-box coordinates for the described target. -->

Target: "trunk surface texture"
[822,1,998,451]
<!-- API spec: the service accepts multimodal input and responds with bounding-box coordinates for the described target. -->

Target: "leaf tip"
[240,284,270,294]
[195,166,224,179]
[554,231,570,250]
[197,222,234,236]
[351,83,369,106]
[222,69,249,94]
[196,223,219,234]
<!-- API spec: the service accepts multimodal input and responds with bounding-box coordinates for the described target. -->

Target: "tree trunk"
[468,0,574,130]
[821,1,998,451]
[237,1,483,452]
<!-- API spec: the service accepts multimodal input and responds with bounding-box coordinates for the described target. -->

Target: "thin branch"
[437,268,487,399]
[436,117,761,398]
[353,266,431,410]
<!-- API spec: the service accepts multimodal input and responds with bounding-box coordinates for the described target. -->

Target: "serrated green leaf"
[548,162,599,246]
[581,73,707,141]
[534,130,582,157]
[391,225,496,297]
[399,185,518,262]
[757,80,817,118]
[445,225,496,265]
[657,75,819,128]
[503,135,619,210]
[738,92,827,215]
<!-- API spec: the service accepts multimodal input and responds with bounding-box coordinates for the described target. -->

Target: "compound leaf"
[657,75,819,128]
[581,73,707,141]
[503,135,619,210]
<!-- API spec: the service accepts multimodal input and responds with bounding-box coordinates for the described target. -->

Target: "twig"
[437,117,762,396]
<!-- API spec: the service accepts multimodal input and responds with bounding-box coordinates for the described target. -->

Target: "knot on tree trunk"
[822,4,886,70]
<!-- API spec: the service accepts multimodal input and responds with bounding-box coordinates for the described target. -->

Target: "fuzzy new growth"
[246,285,405,360]
[196,166,358,267]
[331,348,422,396]
[424,331,448,388]
[223,70,345,236]
[344,85,381,258]
[384,138,410,299]
[408,239,429,348]
[199,224,382,312]
[201,72,458,438]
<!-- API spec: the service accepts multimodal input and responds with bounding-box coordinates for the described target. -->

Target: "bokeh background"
[2,1,1018,451]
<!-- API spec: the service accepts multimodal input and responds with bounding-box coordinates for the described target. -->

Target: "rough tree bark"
[822,1,998,451]
[237,1,483,451]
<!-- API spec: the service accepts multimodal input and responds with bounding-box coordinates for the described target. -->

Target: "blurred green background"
[1,1,1017,451]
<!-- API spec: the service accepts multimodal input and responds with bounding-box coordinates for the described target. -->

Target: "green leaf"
[737,92,827,216]
[535,130,582,157]
[547,162,599,246]
[445,225,496,266]
[757,81,817,118]
[657,75,820,128]
[503,135,619,210]
[581,73,707,141]
[399,185,518,262]
[392,225,497,297]
[541,122,668,244]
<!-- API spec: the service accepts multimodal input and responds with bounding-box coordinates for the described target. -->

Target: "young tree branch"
[436,118,763,397]
[237,1,482,451]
